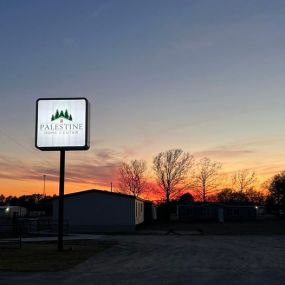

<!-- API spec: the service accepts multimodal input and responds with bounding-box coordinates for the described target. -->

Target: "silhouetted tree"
[5,195,18,205]
[118,160,147,198]
[217,188,249,204]
[216,187,265,205]
[265,195,276,214]
[178,193,194,204]
[268,171,285,214]
[232,169,257,192]
[0,194,5,206]
[153,149,193,204]
[64,109,69,119]
[1,194,54,215]
[59,110,64,117]
[246,188,266,205]
[194,157,222,202]
[217,188,233,203]
[69,114,72,121]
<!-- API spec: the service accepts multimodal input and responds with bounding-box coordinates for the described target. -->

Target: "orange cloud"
[0,148,123,196]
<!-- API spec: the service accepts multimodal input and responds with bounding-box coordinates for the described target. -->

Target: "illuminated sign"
[35,98,90,150]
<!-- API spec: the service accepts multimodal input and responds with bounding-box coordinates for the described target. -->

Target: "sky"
[1,0,285,197]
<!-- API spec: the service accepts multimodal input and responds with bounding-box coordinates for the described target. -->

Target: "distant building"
[53,189,147,233]
[144,201,157,224]
[177,203,258,222]
[29,210,46,217]
[0,206,27,218]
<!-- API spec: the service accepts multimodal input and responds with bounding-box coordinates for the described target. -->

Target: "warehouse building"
[177,203,258,222]
[53,189,146,233]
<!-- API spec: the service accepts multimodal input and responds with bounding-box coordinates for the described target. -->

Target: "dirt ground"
[1,235,285,285]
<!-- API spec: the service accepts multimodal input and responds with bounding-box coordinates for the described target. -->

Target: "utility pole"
[110,182,113,192]
[43,174,46,196]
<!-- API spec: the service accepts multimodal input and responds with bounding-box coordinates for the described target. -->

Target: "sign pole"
[35,98,90,251]
[58,150,65,251]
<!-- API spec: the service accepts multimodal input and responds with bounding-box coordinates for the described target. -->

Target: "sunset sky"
[1,0,285,198]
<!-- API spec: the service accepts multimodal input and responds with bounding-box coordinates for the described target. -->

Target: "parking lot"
[1,234,285,285]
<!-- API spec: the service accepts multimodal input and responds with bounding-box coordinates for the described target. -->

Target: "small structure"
[0,206,27,218]
[178,204,218,221]
[53,189,145,233]
[29,210,46,217]
[223,205,257,221]
[177,203,258,222]
[144,201,157,224]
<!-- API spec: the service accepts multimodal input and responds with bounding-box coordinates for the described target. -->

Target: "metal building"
[177,203,258,222]
[53,189,144,233]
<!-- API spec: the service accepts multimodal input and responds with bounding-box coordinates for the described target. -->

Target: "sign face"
[36,98,90,151]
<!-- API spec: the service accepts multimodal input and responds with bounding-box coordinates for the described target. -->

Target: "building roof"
[0,206,26,209]
[53,189,145,201]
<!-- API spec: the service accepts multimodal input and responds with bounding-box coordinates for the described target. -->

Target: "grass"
[0,240,114,272]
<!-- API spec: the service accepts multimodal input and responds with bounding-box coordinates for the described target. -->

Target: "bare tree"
[194,157,222,202]
[232,169,257,192]
[153,149,194,204]
[118,160,147,198]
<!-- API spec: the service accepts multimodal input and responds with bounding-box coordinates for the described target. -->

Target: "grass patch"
[0,240,114,272]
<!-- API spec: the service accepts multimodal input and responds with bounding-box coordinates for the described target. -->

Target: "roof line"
[53,189,146,201]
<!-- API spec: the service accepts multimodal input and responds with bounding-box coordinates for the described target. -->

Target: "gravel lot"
[1,235,285,285]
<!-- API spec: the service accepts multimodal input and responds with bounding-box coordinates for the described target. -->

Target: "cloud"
[0,147,125,188]
[0,155,41,181]
[67,162,120,184]
[251,164,285,177]
[95,148,121,162]
[195,145,255,159]
[194,135,285,162]
[157,105,272,136]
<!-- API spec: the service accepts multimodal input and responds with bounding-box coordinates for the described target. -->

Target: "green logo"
[51,109,72,121]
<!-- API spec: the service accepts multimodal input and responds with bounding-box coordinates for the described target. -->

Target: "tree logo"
[39,107,83,136]
[51,109,73,122]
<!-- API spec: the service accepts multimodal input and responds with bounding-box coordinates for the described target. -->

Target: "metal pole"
[43,174,46,196]
[58,150,65,251]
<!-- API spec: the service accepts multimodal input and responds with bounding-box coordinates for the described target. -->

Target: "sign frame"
[35,97,90,151]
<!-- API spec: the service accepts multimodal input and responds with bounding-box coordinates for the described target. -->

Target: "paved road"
[1,235,285,285]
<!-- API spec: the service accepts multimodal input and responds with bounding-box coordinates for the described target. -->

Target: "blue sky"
[1,0,285,195]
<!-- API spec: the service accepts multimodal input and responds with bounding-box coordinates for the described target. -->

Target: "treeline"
[0,194,54,215]
[118,149,285,214]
